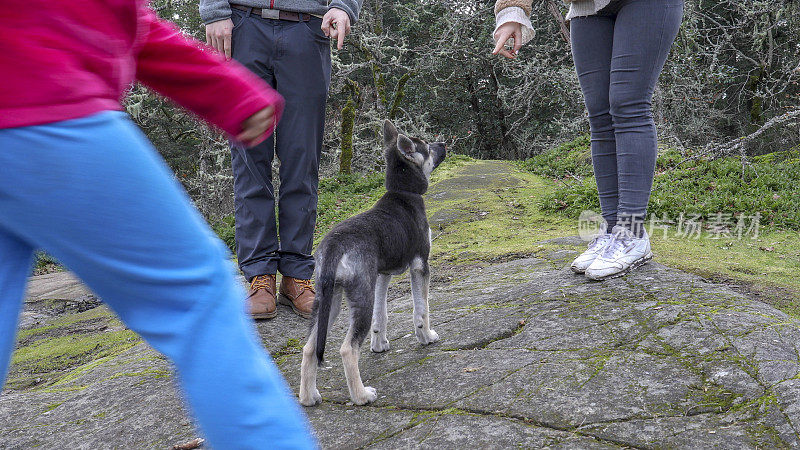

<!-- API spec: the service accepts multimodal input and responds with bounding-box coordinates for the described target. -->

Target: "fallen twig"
[171,438,204,450]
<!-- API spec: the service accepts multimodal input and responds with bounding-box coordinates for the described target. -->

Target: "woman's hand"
[492,22,523,59]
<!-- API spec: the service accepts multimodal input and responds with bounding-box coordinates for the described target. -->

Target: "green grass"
[211,215,236,253]
[522,136,800,230]
[519,135,592,179]
[315,172,386,244]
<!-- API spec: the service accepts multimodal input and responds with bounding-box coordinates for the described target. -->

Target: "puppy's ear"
[383,120,398,147]
[396,134,418,163]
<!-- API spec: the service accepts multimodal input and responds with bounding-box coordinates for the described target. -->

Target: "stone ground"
[3,161,800,448]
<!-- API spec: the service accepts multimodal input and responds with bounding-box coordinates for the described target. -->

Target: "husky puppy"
[299,120,446,406]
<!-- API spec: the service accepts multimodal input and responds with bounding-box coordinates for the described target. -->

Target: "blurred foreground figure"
[0,1,315,448]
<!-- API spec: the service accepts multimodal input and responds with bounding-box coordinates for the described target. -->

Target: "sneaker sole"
[586,252,653,281]
[278,294,312,319]
[571,265,587,274]
[251,309,278,320]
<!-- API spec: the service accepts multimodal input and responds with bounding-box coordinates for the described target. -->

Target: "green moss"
[16,307,118,348]
[428,154,475,182]
[648,230,800,314]
[45,306,116,329]
[12,330,138,373]
[106,369,170,380]
[42,402,63,413]
[7,330,139,390]
[37,385,88,393]
[456,302,521,312]
[427,168,576,264]
[272,337,305,366]
[52,355,115,386]
[16,325,60,343]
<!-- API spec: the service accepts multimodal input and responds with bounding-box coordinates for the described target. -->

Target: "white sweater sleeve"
[494,6,535,47]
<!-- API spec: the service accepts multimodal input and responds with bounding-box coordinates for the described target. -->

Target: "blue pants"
[570,0,683,232]
[229,8,331,281]
[0,111,315,449]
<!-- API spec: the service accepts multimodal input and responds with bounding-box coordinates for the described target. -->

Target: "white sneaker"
[585,225,653,281]
[570,224,612,274]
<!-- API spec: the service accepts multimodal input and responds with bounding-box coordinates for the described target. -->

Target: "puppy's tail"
[313,248,340,365]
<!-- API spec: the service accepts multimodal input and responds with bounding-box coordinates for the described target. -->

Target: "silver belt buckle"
[261,8,280,19]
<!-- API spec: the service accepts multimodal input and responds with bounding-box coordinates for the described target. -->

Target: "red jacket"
[0,0,283,140]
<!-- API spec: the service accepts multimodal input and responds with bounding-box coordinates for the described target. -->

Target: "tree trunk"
[340,98,355,174]
[388,72,413,120]
[466,72,490,158]
[489,66,519,158]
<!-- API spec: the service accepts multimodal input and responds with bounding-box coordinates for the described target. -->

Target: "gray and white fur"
[299,120,446,406]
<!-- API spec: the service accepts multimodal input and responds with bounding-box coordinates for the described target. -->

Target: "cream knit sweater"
[494,0,613,46]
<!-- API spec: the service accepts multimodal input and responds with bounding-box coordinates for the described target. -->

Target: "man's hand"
[321,8,351,50]
[206,18,234,60]
[237,106,275,147]
[492,22,523,59]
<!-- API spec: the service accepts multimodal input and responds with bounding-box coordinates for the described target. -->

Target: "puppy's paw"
[371,336,391,353]
[416,328,440,345]
[352,386,378,405]
[299,388,322,407]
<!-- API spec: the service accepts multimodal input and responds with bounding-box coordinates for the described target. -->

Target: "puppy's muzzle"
[430,142,447,168]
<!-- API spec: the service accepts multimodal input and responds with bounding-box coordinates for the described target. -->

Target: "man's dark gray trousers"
[229,6,331,281]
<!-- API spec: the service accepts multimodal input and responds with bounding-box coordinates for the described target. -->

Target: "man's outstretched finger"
[329,26,339,47]
[337,23,345,49]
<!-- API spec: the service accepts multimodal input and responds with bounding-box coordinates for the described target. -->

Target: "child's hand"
[237,106,275,147]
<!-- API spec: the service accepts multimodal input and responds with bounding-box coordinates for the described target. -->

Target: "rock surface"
[3,161,800,449]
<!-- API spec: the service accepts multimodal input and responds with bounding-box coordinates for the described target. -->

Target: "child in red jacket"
[0,1,314,448]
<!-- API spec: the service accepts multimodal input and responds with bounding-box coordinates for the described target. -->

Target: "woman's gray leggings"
[570,0,684,233]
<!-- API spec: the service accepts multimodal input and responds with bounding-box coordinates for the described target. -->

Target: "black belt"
[231,4,312,21]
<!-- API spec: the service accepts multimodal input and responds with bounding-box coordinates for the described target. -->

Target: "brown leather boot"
[247,274,277,320]
[278,276,314,319]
